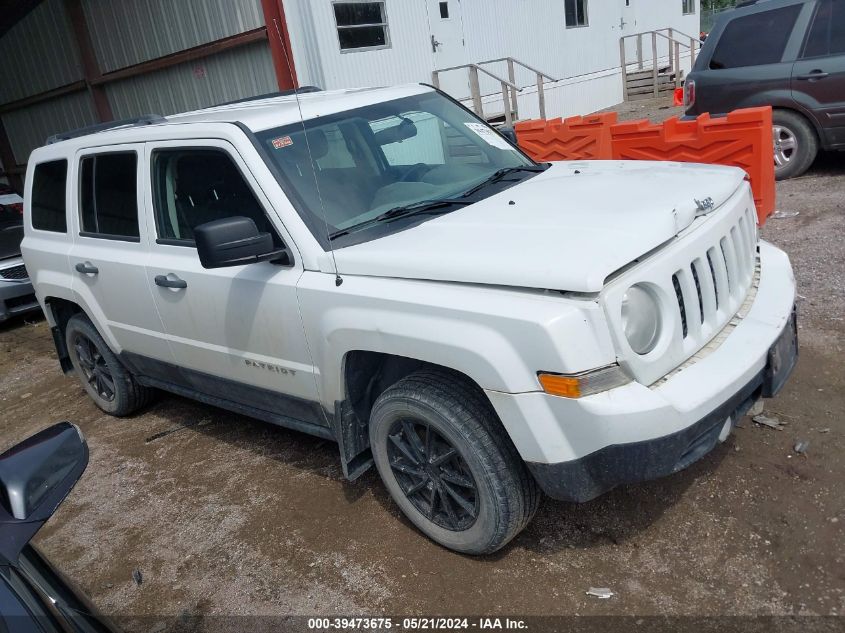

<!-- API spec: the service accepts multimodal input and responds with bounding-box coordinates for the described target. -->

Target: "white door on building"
[427,0,469,99]
[620,0,637,32]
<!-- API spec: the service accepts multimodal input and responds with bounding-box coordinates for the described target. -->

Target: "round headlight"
[621,285,662,355]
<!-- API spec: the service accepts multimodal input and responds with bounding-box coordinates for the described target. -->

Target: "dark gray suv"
[685,0,845,179]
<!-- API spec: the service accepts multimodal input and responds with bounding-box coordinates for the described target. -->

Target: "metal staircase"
[620,28,702,101]
[431,57,558,125]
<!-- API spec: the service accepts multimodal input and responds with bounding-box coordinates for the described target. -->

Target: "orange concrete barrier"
[515,113,617,162]
[610,107,776,224]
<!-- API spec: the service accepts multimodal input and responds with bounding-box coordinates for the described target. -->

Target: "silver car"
[0,191,39,321]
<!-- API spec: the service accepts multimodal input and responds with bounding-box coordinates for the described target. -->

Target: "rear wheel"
[369,369,540,554]
[773,110,818,180]
[65,314,152,416]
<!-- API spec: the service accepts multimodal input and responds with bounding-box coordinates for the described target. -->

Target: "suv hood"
[331,161,747,293]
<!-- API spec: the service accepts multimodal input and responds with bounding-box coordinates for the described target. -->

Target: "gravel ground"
[1,98,843,627]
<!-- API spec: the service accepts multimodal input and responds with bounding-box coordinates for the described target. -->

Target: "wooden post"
[620,37,628,102]
[652,32,659,98]
[536,72,547,119]
[501,82,512,126]
[690,37,697,67]
[674,42,681,87]
[469,66,483,117]
[637,34,643,70]
[668,28,674,73]
[507,58,519,121]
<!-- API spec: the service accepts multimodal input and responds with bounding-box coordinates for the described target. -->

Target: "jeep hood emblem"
[694,197,716,216]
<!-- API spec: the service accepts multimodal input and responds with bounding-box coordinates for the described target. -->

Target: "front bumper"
[529,311,796,502]
[0,279,38,321]
[486,241,797,502]
[0,258,39,321]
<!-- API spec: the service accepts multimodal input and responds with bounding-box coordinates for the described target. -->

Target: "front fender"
[296,272,617,408]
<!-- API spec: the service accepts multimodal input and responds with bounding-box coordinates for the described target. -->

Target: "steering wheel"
[398,163,431,183]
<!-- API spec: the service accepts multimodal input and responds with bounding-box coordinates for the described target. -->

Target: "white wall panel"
[284,0,434,90]
[287,0,701,119]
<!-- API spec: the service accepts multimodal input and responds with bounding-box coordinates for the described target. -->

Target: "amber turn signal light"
[537,365,631,399]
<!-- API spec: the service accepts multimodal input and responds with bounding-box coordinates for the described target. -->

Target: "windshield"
[255,90,539,248]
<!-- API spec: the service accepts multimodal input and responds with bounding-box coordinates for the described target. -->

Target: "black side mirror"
[0,422,88,564]
[194,216,288,269]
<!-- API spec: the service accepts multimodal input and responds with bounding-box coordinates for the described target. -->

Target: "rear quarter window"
[79,152,139,240]
[710,5,802,69]
[30,159,68,232]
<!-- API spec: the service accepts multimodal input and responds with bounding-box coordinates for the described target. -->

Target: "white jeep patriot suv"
[22,85,798,554]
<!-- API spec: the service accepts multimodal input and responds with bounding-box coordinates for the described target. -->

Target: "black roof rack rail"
[46,114,167,145]
[213,86,322,108]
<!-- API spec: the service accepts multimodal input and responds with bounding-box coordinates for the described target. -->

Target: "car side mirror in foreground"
[0,422,88,564]
[194,216,289,269]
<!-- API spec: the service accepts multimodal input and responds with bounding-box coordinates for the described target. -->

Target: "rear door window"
[803,0,845,58]
[30,160,68,232]
[710,5,802,69]
[79,152,139,240]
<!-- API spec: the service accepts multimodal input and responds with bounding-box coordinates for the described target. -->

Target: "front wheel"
[773,110,818,180]
[369,370,540,554]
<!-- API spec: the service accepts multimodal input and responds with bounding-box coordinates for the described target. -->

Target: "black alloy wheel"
[387,418,479,531]
[72,332,115,402]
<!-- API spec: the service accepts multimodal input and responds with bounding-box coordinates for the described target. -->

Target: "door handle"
[430,34,442,53]
[797,71,829,81]
[154,274,187,289]
[75,262,99,275]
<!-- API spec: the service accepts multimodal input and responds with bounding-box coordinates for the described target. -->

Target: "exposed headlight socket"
[621,284,662,355]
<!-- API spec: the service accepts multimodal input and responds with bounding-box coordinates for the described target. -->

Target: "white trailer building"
[284,0,702,121]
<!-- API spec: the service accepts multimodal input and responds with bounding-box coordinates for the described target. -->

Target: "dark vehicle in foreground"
[685,0,845,179]
[0,186,39,322]
[0,423,118,633]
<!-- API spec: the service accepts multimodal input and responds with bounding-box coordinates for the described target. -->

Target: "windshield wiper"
[328,198,474,240]
[459,164,549,199]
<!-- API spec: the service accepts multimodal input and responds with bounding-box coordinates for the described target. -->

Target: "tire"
[773,110,818,181]
[369,369,540,555]
[65,314,152,416]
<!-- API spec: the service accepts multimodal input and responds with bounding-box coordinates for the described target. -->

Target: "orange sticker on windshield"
[271,136,293,149]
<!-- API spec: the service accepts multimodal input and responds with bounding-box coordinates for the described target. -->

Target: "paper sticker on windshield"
[464,122,517,151]
[271,136,293,149]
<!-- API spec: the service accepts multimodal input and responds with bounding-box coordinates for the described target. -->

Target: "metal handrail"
[478,57,558,82]
[432,56,558,122]
[433,62,520,88]
[620,28,702,101]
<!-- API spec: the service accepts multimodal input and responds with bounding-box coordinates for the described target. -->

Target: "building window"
[79,153,139,241]
[440,2,449,19]
[565,0,588,28]
[682,0,695,15]
[333,1,390,52]
[31,160,68,233]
